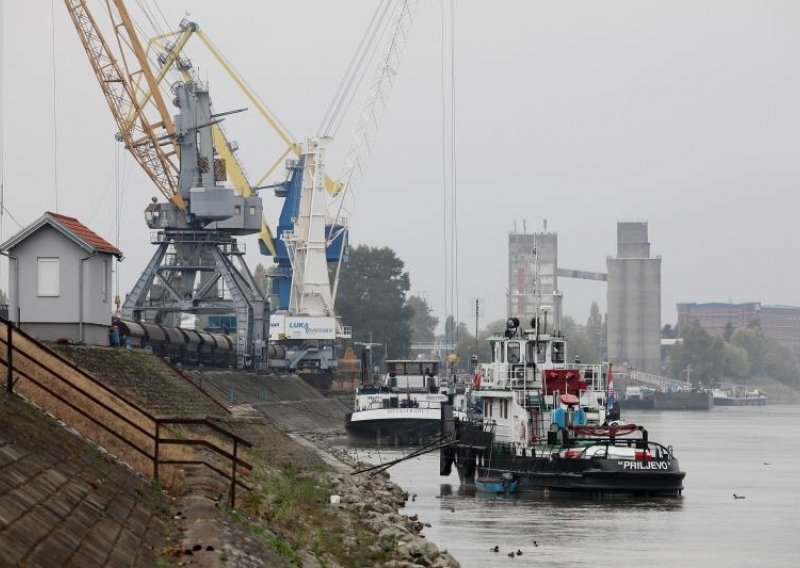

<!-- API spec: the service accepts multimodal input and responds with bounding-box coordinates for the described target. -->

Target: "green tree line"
[668,322,800,386]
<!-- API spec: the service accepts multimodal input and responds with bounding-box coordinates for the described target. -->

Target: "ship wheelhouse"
[473,318,611,451]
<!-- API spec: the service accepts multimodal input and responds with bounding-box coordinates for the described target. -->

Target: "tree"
[406,295,438,344]
[561,316,600,364]
[253,263,270,297]
[730,327,768,370]
[335,245,413,362]
[669,324,722,384]
[722,322,735,341]
[443,315,470,347]
[662,324,677,339]
[452,318,506,371]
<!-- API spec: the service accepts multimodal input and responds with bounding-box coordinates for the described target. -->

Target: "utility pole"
[474,298,479,355]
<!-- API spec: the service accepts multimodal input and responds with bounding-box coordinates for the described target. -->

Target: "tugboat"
[346,359,462,443]
[441,317,685,497]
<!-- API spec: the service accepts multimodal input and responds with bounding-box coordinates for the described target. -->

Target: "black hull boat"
[442,427,684,497]
[439,315,686,498]
[345,411,442,443]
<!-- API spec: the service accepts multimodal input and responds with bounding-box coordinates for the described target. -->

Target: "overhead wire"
[440,0,460,349]
[328,14,393,142]
[50,0,59,212]
[318,0,393,137]
[440,0,449,346]
[450,0,460,343]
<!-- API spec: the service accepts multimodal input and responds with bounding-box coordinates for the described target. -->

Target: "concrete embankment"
[194,369,461,567]
[2,342,458,567]
[185,370,352,434]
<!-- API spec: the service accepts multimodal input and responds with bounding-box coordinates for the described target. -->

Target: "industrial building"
[507,224,561,330]
[606,222,662,374]
[677,302,800,347]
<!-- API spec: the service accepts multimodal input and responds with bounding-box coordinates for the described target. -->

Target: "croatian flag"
[607,364,617,407]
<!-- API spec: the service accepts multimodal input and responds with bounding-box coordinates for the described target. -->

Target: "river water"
[350,405,800,568]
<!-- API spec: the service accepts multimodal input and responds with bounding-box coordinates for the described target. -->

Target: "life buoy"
[472,373,482,389]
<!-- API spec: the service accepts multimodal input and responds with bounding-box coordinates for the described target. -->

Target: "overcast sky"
[1,1,799,329]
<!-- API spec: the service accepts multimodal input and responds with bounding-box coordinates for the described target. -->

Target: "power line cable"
[450,0,460,342]
[440,0,449,345]
[50,0,59,212]
[319,0,392,137]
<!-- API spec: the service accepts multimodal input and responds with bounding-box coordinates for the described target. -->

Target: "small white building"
[1,211,123,345]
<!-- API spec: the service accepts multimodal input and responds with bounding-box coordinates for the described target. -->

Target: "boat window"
[537,341,547,363]
[507,342,520,364]
[552,341,565,364]
[392,362,406,375]
[489,341,497,363]
[526,342,536,364]
[407,362,422,375]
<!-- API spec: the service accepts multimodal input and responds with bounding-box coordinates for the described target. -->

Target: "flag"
[607,364,617,408]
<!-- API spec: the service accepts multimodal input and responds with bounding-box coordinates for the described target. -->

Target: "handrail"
[0,318,252,506]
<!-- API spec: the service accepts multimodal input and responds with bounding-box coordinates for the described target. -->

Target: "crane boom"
[62,0,185,210]
[329,0,419,302]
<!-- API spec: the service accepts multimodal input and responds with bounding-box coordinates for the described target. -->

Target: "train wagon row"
[114,318,237,367]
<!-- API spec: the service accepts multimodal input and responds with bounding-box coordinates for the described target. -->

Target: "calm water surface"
[351,405,800,568]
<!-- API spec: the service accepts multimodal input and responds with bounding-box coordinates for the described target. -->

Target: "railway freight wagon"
[114,319,236,367]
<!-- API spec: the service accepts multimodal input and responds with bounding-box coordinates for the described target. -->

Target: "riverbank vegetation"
[667,322,800,386]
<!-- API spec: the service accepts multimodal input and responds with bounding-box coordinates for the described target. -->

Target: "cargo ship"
[346,359,464,443]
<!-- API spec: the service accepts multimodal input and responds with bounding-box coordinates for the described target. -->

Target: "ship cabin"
[474,318,611,446]
[385,359,442,393]
[353,359,448,412]
[481,331,567,390]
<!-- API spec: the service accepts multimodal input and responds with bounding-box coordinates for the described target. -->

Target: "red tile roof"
[46,212,122,257]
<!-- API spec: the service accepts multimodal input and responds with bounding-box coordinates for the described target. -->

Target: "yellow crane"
[62,0,185,210]
[143,22,342,196]
[63,2,283,254]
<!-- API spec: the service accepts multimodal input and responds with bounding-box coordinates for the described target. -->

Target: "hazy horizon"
[1,1,798,330]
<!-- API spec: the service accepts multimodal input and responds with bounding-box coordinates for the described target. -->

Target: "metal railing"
[0,318,252,507]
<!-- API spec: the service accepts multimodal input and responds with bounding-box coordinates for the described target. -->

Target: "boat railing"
[357,398,444,411]
[576,438,675,460]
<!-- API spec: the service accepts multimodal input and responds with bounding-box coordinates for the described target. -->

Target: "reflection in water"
[344,406,800,568]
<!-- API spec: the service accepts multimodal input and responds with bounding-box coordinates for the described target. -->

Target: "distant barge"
[620,386,713,411]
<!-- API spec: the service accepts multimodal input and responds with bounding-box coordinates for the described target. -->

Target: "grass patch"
[230,465,394,568]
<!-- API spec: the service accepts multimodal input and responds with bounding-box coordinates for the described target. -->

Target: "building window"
[37,258,60,297]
